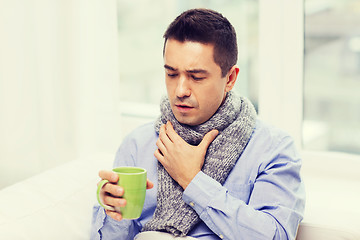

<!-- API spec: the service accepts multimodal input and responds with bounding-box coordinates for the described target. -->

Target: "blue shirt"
[91,119,305,240]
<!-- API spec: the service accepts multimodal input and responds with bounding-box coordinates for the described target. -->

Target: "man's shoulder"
[255,118,290,137]
[114,121,157,167]
[244,119,299,169]
[129,121,156,135]
[122,121,157,146]
[252,119,293,147]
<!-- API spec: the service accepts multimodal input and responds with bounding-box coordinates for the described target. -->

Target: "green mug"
[97,166,147,219]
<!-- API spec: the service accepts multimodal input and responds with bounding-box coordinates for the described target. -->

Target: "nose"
[175,76,191,98]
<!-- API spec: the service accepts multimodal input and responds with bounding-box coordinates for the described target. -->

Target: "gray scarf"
[142,91,257,236]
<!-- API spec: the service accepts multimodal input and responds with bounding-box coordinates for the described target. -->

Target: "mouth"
[175,104,194,112]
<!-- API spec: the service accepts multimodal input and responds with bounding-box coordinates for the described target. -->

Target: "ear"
[225,65,239,92]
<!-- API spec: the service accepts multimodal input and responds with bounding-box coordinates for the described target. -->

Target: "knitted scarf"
[142,91,257,236]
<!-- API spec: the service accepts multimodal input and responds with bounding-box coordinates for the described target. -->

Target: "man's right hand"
[98,170,154,221]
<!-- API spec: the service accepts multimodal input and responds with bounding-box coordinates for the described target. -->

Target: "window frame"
[258,0,360,172]
[258,0,304,147]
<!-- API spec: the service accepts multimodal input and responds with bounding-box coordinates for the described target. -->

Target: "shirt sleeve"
[90,204,139,240]
[90,134,141,240]
[182,136,305,240]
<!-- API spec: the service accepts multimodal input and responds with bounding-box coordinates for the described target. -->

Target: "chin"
[175,116,196,126]
[176,116,204,126]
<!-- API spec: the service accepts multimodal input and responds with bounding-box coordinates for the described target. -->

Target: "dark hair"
[163,8,238,77]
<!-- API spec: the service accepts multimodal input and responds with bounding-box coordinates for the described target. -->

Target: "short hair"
[163,8,238,77]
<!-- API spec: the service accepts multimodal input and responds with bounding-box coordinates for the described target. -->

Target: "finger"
[102,182,124,197]
[103,194,127,207]
[199,129,219,150]
[154,149,165,163]
[159,124,172,146]
[105,210,123,221]
[146,179,154,189]
[165,121,183,143]
[156,138,167,156]
[99,170,119,183]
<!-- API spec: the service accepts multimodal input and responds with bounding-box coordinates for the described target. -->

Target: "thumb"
[199,129,219,150]
[146,179,154,190]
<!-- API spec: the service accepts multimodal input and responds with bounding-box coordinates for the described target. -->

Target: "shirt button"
[189,202,195,207]
[219,234,224,239]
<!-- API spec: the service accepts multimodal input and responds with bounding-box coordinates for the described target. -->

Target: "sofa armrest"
[296,223,359,240]
[0,153,113,240]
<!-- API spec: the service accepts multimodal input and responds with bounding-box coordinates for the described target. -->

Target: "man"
[91,8,305,240]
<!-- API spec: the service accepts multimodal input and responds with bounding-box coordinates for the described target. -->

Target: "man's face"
[163,39,233,126]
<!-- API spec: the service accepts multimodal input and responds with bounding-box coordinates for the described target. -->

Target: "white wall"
[0,0,121,189]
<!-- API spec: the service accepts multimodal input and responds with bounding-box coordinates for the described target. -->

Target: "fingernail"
[116,214,122,221]
[117,187,124,196]
[111,173,119,183]
[119,198,127,207]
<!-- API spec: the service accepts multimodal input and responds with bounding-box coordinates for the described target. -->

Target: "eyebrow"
[164,64,209,74]
[164,64,177,71]
[187,69,208,74]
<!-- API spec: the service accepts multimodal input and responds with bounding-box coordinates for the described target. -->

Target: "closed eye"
[191,75,205,81]
[167,73,178,78]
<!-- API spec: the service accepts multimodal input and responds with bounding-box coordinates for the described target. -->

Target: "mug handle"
[97,179,116,211]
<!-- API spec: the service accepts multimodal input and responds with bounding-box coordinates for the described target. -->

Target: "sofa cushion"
[0,153,113,240]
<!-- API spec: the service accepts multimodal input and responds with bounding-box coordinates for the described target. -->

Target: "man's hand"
[98,170,154,221]
[155,121,218,189]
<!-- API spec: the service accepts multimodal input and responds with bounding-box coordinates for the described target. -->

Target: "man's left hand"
[154,121,218,189]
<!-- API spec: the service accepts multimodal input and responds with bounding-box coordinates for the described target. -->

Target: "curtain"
[0,0,120,188]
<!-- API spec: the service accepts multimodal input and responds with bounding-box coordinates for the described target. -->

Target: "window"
[303,0,360,154]
[116,0,259,117]
[117,0,360,158]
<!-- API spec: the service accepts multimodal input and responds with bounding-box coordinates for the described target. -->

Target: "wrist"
[179,170,200,190]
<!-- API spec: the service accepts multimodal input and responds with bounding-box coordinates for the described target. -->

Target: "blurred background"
[303,0,360,154]
[0,0,359,189]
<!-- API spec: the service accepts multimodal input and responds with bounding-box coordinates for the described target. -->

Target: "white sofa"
[0,153,113,240]
[0,153,359,240]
